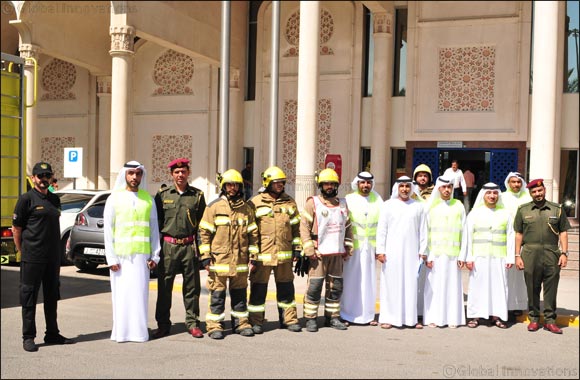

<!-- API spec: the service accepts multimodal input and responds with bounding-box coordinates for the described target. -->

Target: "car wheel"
[60,234,73,266]
[73,259,98,271]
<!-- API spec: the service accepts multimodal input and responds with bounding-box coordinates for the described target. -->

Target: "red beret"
[168,158,190,170]
[526,178,544,189]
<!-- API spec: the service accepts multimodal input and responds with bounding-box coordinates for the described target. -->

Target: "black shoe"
[252,325,263,334]
[325,317,348,330]
[287,323,302,332]
[23,338,38,352]
[305,319,318,332]
[44,334,75,345]
[238,328,255,337]
[151,328,170,339]
[208,330,224,340]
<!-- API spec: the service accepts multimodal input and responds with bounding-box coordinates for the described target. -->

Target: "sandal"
[369,320,378,326]
[493,318,507,329]
[415,323,423,329]
[380,323,392,329]
[467,319,479,328]
[428,323,437,328]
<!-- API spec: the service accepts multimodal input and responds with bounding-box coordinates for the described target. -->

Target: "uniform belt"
[163,235,196,245]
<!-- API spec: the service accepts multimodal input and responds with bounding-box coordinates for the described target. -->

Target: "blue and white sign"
[64,147,83,178]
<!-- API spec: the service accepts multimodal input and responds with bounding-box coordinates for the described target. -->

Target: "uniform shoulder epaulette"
[158,186,170,194]
[207,197,224,208]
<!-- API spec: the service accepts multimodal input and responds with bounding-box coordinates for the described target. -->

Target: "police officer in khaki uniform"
[152,158,206,339]
[248,166,302,334]
[514,178,570,334]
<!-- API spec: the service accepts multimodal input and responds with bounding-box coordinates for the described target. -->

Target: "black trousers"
[453,188,464,203]
[20,261,61,340]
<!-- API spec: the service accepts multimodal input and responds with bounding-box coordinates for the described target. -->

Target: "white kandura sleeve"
[149,200,161,264]
[375,200,389,255]
[103,195,119,266]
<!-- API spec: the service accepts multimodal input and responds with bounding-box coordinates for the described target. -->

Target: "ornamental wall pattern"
[151,135,193,183]
[41,59,77,100]
[283,8,335,57]
[152,50,195,96]
[40,136,75,180]
[438,45,496,112]
[282,99,332,183]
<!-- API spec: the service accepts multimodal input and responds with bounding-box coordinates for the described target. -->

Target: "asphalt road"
[1,264,578,379]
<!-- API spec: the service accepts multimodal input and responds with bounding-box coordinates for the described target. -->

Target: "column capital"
[109,25,135,55]
[97,76,112,95]
[19,43,40,63]
[373,12,393,35]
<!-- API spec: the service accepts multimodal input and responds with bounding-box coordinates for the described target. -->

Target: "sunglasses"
[37,173,53,179]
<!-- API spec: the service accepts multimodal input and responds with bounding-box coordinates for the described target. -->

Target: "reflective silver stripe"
[215,216,230,226]
[278,300,296,309]
[237,264,249,272]
[351,221,366,229]
[116,221,150,227]
[210,264,230,272]
[206,312,225,321]
[430,227,463,233]
[292,237,301,245]
[344,241,353,248]
[231,310,249,318]
[290,216,300,225]
[430,240,461,247]
[200,220,216,233]
[304,304,319,311]
[199,244,210,254]
[248,245,259,254]
[277,251,292,260]
[255,207,273,218]
[114,236,150,243]
[247,222,258,232]
[257,254,272,261]
[302,211,313,222]
[247,304,266,312]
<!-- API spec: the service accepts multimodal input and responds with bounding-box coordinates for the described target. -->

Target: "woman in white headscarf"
[104,161,161,342]
[464,183,514,328]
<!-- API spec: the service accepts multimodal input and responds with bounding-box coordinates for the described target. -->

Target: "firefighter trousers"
[248,261,298,327]
[303,255,344,320]
[205,272,252,334]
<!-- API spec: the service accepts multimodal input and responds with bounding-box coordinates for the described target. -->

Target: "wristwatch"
[561,252,569,257]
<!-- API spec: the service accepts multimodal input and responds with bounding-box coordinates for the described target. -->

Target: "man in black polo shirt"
[12,162,75,352]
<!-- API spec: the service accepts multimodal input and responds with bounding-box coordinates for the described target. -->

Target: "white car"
[54,189,111,265]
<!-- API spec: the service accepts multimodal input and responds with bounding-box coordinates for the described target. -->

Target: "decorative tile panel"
[438,46,496,112]
[41,59,76,100]
[151,135,193,183]
[283,8,335,57]
[153,50,194,96]
[282,99,332,183]
[40,136,75,179]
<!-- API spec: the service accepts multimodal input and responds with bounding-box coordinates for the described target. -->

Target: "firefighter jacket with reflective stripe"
[248,191,300,265]
[345,191,381,250]
[299,195,353,257]
[199,195,259,276]
[427,199,464,258]
[111,189,152,256]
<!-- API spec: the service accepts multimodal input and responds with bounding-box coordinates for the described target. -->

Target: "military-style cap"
[32,162,53,176]
[526,178,544,189]
[168,158,190,171]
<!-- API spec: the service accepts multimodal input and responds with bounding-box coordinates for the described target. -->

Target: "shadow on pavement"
[1,266,111,309]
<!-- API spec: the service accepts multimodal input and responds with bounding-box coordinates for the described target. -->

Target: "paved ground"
[1,264,578,379]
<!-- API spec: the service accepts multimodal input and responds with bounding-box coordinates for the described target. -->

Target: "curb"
[149,282,579,328]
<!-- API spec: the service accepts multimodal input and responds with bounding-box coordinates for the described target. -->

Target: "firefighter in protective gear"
[199,169,259,339]
[299,168,354,332]
[413,163,434,201]
[248,166,302,333]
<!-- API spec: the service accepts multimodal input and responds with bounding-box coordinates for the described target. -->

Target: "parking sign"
[64,147,83,178]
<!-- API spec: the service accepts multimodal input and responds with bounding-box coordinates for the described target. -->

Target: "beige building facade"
[1,1,578,218]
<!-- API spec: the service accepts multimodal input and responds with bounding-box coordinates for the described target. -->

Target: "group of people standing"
[13,158,571,351]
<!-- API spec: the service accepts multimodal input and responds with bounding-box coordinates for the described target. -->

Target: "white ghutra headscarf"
[113,161,148,191]
[503,172,527,195]
[472,182,505,209]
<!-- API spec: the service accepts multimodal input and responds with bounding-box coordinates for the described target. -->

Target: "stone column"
[97,76,112,189]
[529,2,558,200]
[228,69,243,172]
[19,44,40,174]
[295,1,320,210]
[370,12,394,198]
[109,25,134,186]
